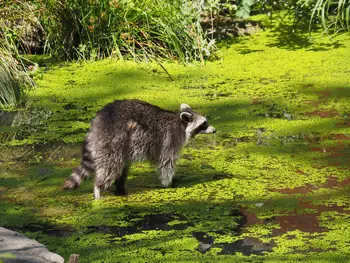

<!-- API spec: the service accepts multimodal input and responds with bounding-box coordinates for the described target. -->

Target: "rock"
[196,242,213,254]
[0,227,64,263]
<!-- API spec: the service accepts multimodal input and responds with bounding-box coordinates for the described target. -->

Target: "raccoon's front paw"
[171,179,178,188]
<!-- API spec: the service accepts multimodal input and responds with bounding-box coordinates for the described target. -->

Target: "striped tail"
[62,140,94,190]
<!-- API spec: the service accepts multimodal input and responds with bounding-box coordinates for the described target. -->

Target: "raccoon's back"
[94,100,175,134]
[88,100,178,157]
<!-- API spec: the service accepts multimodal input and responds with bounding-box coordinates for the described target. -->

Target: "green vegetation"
[300,0,350,33]
[251,0,350,34]
[0,50,35,109]
[0,1,349,262]
[0,14,349,262]
[40,0,213,62]
[0,60,20,109]
[1,0,349,109]
[0,1,37,109]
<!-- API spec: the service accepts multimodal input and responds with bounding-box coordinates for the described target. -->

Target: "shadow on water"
[219,238,274,255]
[15,183,348,257]
[208,13,346,52]
[10,205,275,256]
[262,14,346,51]
[0,74,349,260]
[10,223,75,238]
[3,160,350,257]
[87,214,192,239]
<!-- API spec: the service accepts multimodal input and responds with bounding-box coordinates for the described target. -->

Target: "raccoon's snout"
[207,125,216,134]
[201,125,216,134]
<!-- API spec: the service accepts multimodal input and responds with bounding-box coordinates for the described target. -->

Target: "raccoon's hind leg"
[93,159,124,200]
[115,165,129,196]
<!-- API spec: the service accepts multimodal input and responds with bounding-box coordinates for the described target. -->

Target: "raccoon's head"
[179,103,216,142]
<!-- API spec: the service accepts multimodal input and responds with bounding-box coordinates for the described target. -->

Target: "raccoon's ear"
[180,103,192,112]
[180,112,193,122]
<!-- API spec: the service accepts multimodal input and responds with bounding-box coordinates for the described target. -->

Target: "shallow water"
[1,24,350,261]
[1,103,349,261]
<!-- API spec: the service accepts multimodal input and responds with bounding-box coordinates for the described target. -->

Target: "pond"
[0,18,349,262]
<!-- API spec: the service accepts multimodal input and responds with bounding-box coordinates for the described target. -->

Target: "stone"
[0,227,64,263]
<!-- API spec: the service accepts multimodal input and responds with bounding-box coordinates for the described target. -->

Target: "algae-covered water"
[0,16,349,262]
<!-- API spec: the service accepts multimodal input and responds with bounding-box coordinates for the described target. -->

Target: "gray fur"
[63,99,216,199]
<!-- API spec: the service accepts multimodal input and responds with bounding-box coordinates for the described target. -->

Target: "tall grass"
[256,0,350,34]
[301,0,350,34]
[0,1,37,109]
[0,47,35,109]
[0,60,21,109]
[41,0,214,62]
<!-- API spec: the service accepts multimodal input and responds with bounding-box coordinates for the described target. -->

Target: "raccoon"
[63,99,216,199]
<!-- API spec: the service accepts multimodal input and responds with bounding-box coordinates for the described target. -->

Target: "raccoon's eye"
[201,121,209,128]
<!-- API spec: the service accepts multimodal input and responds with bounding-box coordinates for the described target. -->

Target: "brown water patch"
[296,169,308,175]
[304,133,349,144]
[241,203,328,235]
[322,177,350,188]
[274,184,317,195]
[272,177,350,195]
[310,142,350,166]
[240,205,328,244]
[317,90,331,99]
[310,142,347,152]
[303,89,331,107]
[240,209,263,227]
[324,134,350,140]
[304,100,320,107]
[251,98,264,105]
[272,212,326,236]
[264,177,350,236]
[304,84,315,89]
[241,200,348,238]
[240,203,326,236]
[303,133,321,143]
[336,121,350,127]
[272,180,316,195]
[272,200,349,236]
[304,109,339,118]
